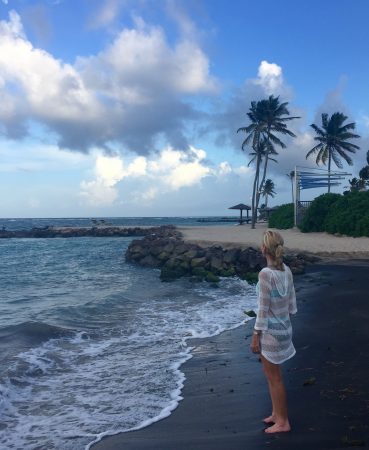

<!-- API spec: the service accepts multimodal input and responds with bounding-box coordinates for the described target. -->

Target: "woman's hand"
[250,334,261,354]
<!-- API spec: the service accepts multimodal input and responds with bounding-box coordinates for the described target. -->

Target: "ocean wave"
[0,321,75,346]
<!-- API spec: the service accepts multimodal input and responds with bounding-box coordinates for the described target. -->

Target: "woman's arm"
[288,270,297,315]
[254,270,271,331]
[250,270,271,354]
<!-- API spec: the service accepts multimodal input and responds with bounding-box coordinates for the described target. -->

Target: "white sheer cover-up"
[255,264,297,364]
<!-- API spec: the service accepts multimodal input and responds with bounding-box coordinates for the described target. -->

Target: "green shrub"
[323,191,369,237]
[268,203,294,229]
[299,193,341,232]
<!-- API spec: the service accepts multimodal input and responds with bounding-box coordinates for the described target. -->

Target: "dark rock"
[191,257,207,268]
[160,267,183,281]
[192,267,208,279]
[124,226,310,282]
[157,251,170,262]
[139,255,159,267]
[219,267,236,277]
[205,272,220,283]
[173,243,188,255]
[209,256,223,272]
[223,248,240,264]
[182,249,199,260]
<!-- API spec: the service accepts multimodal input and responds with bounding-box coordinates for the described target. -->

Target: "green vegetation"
[268,203,294,229]
[299,192,369,237]
[324,192,369,237]
[299,193,341,232]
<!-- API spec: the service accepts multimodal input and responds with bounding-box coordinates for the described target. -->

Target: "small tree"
[261,179,276,207]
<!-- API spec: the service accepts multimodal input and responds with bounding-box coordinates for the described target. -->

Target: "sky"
[1,0,369,218]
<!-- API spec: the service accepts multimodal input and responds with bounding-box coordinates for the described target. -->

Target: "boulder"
[223,248,240,264]
[139,255,159,267]
[191,257,207,268]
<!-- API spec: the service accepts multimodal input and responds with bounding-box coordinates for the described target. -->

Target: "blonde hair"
[262,229,285,271]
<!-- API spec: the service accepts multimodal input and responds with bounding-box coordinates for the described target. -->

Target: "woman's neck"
[266,255,279,269]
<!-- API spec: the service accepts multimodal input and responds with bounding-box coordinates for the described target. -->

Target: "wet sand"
[91,262,369,449]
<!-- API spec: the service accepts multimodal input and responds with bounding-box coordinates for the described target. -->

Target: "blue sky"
[1,0,369,218]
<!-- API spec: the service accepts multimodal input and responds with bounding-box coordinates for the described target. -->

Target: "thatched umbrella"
[229,203,251,224]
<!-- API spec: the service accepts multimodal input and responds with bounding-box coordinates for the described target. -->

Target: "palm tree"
[286,170,295,203]
[237,95,299,228]
[261,179,276,207]
[306,112,360,193]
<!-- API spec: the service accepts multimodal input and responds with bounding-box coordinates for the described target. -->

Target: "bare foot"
[264,422,291,433]
[263,415,275,424]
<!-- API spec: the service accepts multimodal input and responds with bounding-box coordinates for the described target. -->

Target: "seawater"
[0,223,257,450]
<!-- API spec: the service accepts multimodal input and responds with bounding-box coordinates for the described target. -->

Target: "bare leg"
[263,379,276,424]
[261,355,291,433]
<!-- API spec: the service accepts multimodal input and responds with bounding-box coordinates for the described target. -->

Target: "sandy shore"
[178,224,369,259]
[91,262,369,449]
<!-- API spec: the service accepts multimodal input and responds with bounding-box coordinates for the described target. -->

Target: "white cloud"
[80,154,126,205]
[0,11,101,144]
[78,144,261,206]
[218,161,232,176]
[2,0,9,5]
[253,60,283,95]
[0,11,217,153]
[80,146,213,204]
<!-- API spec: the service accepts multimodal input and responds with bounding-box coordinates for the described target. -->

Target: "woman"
[250,229,297,433]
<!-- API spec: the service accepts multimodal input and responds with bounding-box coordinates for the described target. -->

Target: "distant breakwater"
[126,226,315,282]
[0,226,158,239]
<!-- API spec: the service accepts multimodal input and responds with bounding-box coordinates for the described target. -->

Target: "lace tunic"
[255,264,297,364]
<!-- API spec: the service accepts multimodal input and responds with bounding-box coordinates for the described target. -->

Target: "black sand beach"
[92,262,369,450]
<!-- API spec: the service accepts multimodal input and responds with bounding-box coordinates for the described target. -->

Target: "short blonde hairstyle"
[262,229,285,271]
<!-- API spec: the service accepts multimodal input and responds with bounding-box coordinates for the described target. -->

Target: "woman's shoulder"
[258,267,272,281]
[283,263,293,275]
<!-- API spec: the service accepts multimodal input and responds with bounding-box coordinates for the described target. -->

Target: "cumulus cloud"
[0,11,217,154]
[80,146,254,205]
[252,60,284,95]
[80,153,148,205]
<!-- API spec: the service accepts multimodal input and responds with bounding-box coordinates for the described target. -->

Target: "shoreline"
[91,261,369,449]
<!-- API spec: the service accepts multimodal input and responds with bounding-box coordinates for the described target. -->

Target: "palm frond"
[306,143,323,158]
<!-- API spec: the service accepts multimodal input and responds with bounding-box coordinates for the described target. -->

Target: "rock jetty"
[126,226,312,282]
[0,226,155,239]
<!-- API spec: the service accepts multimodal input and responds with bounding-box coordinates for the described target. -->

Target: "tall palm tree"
[261,179,276,207]
[237,95,299,228]
[307,112,360,193]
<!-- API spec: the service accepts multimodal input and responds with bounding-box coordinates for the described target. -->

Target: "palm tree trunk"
[251,153,261,229]
[256,128,271,216]
[328,151,331,193]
